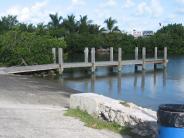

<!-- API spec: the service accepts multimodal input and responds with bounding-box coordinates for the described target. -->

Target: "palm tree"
[104,17,120,33]
[88,24,106,34]
[63,14,78,33]
[78,15,92,33]
[48,13,62,28]
[36,23,47,35]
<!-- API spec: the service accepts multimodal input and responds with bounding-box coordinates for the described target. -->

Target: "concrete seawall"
[70,93,157,137]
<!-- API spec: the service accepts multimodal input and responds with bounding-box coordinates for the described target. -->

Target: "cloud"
[136,0,163,17]
[175,9,184,14]
[106,0,117,6]
[123,0,135,8]
[176,0,184,4]
[71,0,86,6]
[1,0,50,24]
[150,0,163,17]
[136,2,151,15]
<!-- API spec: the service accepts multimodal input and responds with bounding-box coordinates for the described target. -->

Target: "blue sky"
[0,0,184,33]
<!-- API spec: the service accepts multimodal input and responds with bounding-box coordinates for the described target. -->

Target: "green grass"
[64,108,132,135]
[120,101,131,107]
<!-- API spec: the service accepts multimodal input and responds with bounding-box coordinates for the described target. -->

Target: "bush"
[0,31,66,66]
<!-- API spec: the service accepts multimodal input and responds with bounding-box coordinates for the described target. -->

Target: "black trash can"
[157,104,184,138]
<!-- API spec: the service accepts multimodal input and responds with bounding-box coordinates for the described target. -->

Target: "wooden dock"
[1,47,168,74]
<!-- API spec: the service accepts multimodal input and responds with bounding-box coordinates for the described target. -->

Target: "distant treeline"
[0,13,183,66]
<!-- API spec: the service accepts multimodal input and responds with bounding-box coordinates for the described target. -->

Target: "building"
[142,31,154,37]
[133,30,142,38]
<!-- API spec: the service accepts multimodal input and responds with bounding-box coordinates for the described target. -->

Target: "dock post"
[91,48,96,73]
[154,47,158,70]
[164,47,167,68]
[135,47,138,71]
[142,47,146,70]
[110,47,113,61]
[118,48,122,72]
[84,47,89,63]
[58,48,64,75]
[52,48,56,64]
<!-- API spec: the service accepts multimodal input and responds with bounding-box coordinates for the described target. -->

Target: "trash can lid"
[157,104,184,128]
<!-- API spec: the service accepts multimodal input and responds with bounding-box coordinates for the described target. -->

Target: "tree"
[78,15,92,33]
[0,15,18,32]
[63,14,78,34]
[104,17,120,33]
[48,13,63,28]
[36,23,47,35]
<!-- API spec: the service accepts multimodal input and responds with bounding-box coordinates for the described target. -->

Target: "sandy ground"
[0,75,130,138]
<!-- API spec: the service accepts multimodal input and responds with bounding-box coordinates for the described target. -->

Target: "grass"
[65,108,133,136]
[120,101,130,107]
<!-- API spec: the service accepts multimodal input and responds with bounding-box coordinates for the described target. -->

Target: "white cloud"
[175,9,184,14]
[136,0,163,17]
[136,2,151,15]
[123,0,135,8]
[1,0,50,24]
[106,0,117,6]
[176,0,184,4]
[71,0,86,6]
[150,0,163,17]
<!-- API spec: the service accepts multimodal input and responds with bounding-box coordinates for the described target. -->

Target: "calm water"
[57,55,184,110]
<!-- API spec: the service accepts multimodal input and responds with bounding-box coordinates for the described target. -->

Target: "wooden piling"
[84,47,89,63]
[142,47,146,70]
[58,48,64,75]
[118,48,122,72]
[52,48,56,64]
[91,48,96,73]
[135,47,138,71]
[154,47,158,70]
[164,47,167,68]
[135,47,138,60]
[110,47,113,61]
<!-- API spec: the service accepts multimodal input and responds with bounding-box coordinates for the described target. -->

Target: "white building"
[132,30,142,38]
[142,31,154,37]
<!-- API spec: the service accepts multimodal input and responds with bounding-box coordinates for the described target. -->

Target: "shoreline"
[0,74,129,138]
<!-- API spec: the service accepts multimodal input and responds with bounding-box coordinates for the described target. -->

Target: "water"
[56,55,184,110]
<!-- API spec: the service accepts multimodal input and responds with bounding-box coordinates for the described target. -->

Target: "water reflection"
[62,68,168,109]
[59,56,184,110]
[118,72,122,95]
[91,73,95,92]
[141,70,145,92]
[163,68,167,87]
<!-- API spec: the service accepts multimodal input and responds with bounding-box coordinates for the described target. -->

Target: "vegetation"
[0,13,184,66]
[64,108,131,135]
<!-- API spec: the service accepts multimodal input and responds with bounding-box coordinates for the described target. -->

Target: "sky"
[0,0,184,33]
